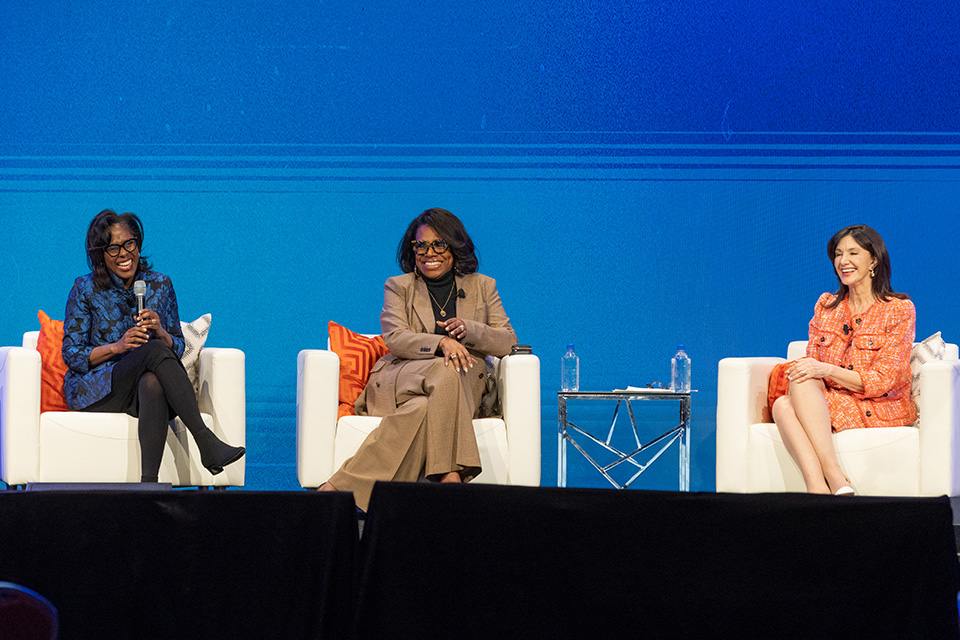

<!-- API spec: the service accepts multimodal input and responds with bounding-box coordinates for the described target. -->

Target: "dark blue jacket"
[62,269,185,410]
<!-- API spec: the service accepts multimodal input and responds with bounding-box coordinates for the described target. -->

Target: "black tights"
[138,358,211,482]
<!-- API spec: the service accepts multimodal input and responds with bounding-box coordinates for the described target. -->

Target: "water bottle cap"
[566,343,575,351]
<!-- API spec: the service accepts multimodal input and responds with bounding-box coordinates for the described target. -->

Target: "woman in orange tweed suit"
[773,224,915,496]
[320,208,518,511]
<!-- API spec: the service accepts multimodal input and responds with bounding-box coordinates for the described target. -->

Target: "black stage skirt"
[82,339,184,420]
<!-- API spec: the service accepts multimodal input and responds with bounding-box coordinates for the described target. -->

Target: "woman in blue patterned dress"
[62,209,245,482]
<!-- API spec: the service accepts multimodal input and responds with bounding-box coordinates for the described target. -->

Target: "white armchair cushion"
[471,418,510,484]
[332,415,382,472]
[743,423,920,496]
[37,411,216,483]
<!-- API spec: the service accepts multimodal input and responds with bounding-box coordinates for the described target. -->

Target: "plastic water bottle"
[671,345,691,392]
[561,344,580,391]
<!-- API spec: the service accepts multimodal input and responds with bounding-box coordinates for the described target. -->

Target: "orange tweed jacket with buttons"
[806,292,916,431]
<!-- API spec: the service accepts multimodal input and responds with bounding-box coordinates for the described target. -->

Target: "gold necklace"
[428,283,456,317]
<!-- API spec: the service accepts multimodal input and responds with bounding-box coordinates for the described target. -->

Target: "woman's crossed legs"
[773,379,851,495]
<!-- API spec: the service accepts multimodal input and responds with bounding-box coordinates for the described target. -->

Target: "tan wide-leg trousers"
[328,357,487,511]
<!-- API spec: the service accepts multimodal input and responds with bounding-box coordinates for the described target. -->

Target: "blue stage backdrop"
[2,1,959,491]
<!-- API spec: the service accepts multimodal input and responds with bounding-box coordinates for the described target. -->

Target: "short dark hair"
[397,208,479,275]
[85,209,151,290]
[823,224,908,309]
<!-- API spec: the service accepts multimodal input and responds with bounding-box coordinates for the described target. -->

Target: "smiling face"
[104,224,141,288]
[415,224,454,279]
[834,234,877,292]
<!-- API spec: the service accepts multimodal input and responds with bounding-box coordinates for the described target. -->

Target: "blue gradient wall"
[3,1,959,490]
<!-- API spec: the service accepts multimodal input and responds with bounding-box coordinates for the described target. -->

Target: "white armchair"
[717,340,960,497]
[296,348,541,488]
[0,331,246,487]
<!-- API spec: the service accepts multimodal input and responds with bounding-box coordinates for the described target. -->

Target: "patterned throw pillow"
[181,313,212,396]
[37,310,69,412]
[910,331,946,421]
[328,321,390,419]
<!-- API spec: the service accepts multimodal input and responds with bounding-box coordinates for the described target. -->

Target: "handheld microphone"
[457,288,466,299]
[133,280,147,316]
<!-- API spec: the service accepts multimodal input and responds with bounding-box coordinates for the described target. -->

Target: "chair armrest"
[498,354,541,486]
[296,349,340,488]
[917,358,960,496]
[0,347,42,485]
[197,347,246,485]
[716,356,784,493]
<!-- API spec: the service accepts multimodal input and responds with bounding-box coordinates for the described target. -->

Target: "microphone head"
[458,288,466,299]
[133,280,147,297]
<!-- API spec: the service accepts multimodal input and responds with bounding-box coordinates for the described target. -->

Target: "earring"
[870,267,875,278]
[414,264,421,278]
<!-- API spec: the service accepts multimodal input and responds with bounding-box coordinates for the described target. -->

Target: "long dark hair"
[397,208,479,275]
[85,209,151,290]
[823,224,908,309]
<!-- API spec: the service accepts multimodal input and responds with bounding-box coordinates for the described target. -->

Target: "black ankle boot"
[195,429,245,475]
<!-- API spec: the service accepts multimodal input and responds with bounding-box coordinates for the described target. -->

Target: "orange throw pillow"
[37,310,70,412]
[328,321,390,419]
[767,360,795,412]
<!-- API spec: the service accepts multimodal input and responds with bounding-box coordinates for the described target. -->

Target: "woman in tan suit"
[320,208,518,510]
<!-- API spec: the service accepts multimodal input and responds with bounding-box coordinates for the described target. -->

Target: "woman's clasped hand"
[438,334,476,372]
[114,310,166,352]
[785,358,833,384]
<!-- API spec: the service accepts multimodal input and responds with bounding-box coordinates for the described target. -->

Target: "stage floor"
[0,485,957,640]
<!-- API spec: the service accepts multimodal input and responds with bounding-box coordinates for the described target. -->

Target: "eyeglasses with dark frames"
[411,239,449,255]
[102,238,139,257]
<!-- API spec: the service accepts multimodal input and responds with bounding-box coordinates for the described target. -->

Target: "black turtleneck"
[422,269,457,336]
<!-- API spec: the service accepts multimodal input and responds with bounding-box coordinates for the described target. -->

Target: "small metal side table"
[557,390,692,490]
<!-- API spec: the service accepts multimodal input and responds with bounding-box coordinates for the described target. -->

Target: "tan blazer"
[378,272,517,361]
[355,272,518,416]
